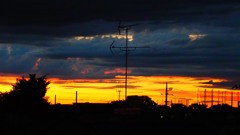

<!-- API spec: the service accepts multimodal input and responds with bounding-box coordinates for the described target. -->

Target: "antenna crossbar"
[110,22,149,100]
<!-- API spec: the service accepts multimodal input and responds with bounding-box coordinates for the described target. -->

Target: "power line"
[110,21,149,100]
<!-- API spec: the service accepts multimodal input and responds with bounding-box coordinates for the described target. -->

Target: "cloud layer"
[0,0,240,89]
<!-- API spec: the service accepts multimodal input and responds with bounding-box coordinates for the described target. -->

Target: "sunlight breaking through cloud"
[74,34,133,41]
[188,34,207,41]
[74,36,94,40]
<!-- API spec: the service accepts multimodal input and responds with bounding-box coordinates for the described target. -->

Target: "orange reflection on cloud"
[188,34,207,41]
[104,68,131,75]
[32,58,42,71]
[81,68,92,74]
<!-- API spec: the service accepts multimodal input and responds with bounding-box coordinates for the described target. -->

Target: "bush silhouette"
[2,74,50,112]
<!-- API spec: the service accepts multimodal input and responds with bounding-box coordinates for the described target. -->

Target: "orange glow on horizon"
[0,75,238,107]
[46,75,233,107]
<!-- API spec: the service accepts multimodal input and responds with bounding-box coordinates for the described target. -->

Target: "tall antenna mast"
[165,82,168,106]
[161,82,173,106]
[110,21,149,100]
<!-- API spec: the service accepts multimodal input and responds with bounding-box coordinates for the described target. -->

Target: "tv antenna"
[161,82,173,106]
[110,21,149,100]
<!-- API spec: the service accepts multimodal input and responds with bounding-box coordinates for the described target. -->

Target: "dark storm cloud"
[0,0,240,90]
[197,80,240,90]
[0,45,37,74]
[0,0,239,36]
[28,21,240,82]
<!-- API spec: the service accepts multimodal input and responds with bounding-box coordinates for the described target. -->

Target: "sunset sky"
[0,0,240,106]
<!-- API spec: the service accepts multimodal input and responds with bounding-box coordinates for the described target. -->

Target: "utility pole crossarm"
[109,22,149,100]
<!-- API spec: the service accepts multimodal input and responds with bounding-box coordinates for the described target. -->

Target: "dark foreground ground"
[1,105,240,135]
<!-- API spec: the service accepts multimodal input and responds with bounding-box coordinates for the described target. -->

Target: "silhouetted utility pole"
[197,89,199,104]
[117,90,121,101]
[54,94,56,105]
[231,91,233,107]
[238,92,239,102]
[204,89,206,105]
[110,22,149,100]
[76,91,78,104]
[211,89,213,106]
[222,91,224,104]
[165,82,168,106]
[238,92,239,107]
[162,82,173,106]
[116,81,122,101]
[225,91,227,104]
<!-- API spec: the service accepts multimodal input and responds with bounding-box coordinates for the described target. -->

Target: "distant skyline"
[0,0,240,105]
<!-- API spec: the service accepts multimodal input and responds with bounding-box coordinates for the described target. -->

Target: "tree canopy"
[1,74,50,112]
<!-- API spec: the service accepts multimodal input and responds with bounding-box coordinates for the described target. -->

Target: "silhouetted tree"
[126,95,157,109]
[189,103,207,110]
[3,74,50,112]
